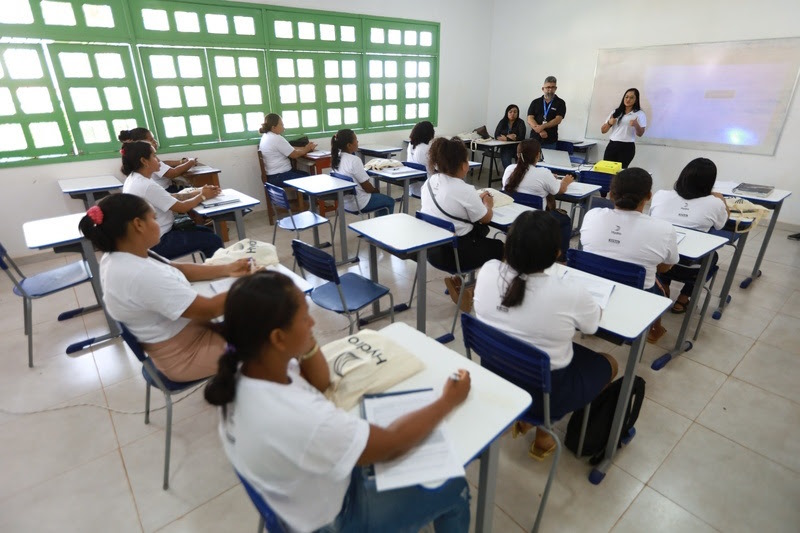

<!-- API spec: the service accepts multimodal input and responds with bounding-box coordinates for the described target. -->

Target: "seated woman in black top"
[494,104,526,169]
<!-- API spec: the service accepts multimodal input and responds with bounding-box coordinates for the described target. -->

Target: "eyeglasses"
[543,86,557,90]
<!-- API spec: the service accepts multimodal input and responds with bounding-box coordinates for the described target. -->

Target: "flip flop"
[647,325,667,344]
[671,299,689,314]
[529,441,557,461]
[511,421,530,439]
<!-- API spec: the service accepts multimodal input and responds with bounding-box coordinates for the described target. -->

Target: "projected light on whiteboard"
[585,38,800,155]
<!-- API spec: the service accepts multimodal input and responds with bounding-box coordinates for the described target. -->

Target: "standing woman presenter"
[601,88,646,168]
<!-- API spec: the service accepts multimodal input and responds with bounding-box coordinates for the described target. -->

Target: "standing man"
[527,76,566,149]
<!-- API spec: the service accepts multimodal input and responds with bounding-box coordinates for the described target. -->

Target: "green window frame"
[264,9,361,52]
[49,43,148,155]
[0,0,129,42]
[362,17,439,55]
[0,43,72,159]
[364,55,437,129]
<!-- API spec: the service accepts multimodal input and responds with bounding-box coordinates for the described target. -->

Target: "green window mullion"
[207,48,269,141]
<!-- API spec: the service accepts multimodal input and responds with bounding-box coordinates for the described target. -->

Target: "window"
[207,49,269,140]
[0,0,125,41]
[365,55,436,128]
[266,11,361,52]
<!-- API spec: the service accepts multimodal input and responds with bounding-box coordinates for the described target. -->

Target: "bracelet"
[298,341,319,362]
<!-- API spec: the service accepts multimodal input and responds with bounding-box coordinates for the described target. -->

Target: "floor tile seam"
[715,374,800,408]
[640,395,701,423]
[151,481,241,533]
[114,446,146,533]
[640,484,724,532]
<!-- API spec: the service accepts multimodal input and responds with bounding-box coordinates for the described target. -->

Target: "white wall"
[0,0,493,257]
[486,0,799,226]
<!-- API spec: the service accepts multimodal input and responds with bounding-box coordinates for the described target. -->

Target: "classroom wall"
[0,0,493,257]
[486,0,800,226]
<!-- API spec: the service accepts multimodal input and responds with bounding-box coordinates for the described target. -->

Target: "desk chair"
[236,471,288,533]
[265,183,335,267]
[507,191,544,209]
[580,170,613,198]
[461,313,591,533]
[330,171,393,257]
[292,239,394,334]
[403,161,427,199]
[118,323,209,490]
[478,146,502,186]
[1,243,93,367]
[257,149,309,226]
[555,140,584,165]
[588,195,614,211]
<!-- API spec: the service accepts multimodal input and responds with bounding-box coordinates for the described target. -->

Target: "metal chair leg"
[693,271,718,341]
[144,383,151,424]
[163,392,173,490]
[257,516,265,533]
[532,427,562,533]
[577,404,591,457]
[24,298,33,367]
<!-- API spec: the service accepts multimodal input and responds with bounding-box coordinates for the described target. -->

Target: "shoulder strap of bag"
[426,178,474,226]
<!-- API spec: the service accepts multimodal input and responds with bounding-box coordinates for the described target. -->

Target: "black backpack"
[564,376,645,465]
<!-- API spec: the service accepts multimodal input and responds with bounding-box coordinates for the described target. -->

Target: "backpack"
[564,376,645,465]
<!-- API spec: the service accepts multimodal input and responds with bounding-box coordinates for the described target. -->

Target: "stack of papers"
[305,150,331,157]
[560,269,615,309]
[200,193,238,208]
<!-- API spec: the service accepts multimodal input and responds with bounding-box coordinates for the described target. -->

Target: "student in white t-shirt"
[120,141,224,260]
[330,128,395,216]
[600,88,647,168]
[118,128,198,191]
[580,168,679,343]
[420,137,504,311]
[257,114,318,186]
[650,158,730,313]
[474,210,617,460]
[407,120,435,197]
[502,139,575,259]
[204,271,472,533]
[78,193,251,381]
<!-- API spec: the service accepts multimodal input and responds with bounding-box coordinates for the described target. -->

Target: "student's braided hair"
[504,139,541,194]
[610,167,652,210]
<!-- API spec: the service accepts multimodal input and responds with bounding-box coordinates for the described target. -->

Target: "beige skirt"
[143,322,226,382]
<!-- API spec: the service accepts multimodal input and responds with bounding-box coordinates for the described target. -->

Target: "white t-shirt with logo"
[336,152,372,212]
[649,189,728,232]
[100,252,195,343]
[580,208,679,288]
[220,360,370,532]
[420,173,488,237]
[122,171,176,235]
[474,260,601,370]
[606,110,647,143]
[501,164,560,198]
[259,132,294,175]
[407,142,431,197]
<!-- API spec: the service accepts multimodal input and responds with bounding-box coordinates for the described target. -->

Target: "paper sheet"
[560,269,615,309]
[362,389,464,492]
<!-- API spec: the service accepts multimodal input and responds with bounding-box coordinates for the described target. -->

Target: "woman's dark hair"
[612,88,641,119]
[78,193,151,252]
[258,113,281,135]
[674,158,717,200]
[428,137,468,176]
[610,167,652,210]
[409,120,435,148]
[331,128,356,170]
[504,139,541,194]
[120,141,154,176]
[204,271,301,407]
[501,211,560,308]
[118,127,151,143]
[502,104,519,124]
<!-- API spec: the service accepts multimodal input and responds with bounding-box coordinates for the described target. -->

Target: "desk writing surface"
[193,188,260,216]
[713,183,792,204]
[376,322,532,466]
[368,167,426,179]
[359,144,402,154]
[285,175,355,195]
[23,213,84,249]
[58,175,122,193]
[473,139,519,147]
[193,264,312,296]
[184,165,222,177]
[674,226,728,260]
[491,202,535,227]
[349,213,452,254]
[561,182,601,198]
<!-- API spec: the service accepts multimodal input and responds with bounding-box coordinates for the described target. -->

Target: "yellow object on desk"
[592,160,623,174]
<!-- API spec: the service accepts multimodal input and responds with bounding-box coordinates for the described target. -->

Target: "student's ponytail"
[120,141,153,176]
[500,211,560,308]
[330,128,355,170]
[258,113,281,135]
[504,139,540,194]
[610,167,652,210]
[204,345,242,409]
[78,193,150,252]
[118,127,151,143]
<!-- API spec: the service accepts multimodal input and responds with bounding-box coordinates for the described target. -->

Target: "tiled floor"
[1,179,799,532]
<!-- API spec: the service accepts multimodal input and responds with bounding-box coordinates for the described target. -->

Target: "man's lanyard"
[542,98,554,122]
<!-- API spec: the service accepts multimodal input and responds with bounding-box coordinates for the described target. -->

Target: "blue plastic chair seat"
[276,210,329,232]
[310,272,391,313]
[13,260,91,298]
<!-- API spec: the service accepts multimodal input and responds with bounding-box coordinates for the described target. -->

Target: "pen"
[248,257,256,273]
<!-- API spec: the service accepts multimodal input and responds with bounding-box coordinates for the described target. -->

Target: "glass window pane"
[238,57,259,77]
[246,112,262,131]
[344,107,358,124]
[104,87,133,110]
[17,87,53,113]
[386,105,397,121]
[298,84,315,103]
[83,4,114,28]
[205,14,229,34]
[300,109,317,128]
[276,58,294,78]
[183,86,207,107]
[385,61,397,78]
[149,56,176,79]
[419,62,431,78]
[279,85,297,104]
[218,85,240,106]
[96,53,125,79]
[327,108,341,126]
[4,49,43,79]
[233,16,255,35]
[370,83,383,100]
[142,8,169,31]
[341,60,356,79]
[224,113,244,133]
[370,105,383,122]
[325,85,340,103]
[342,84,357,102]
[419,103,429,118]
[177,55,202,78]
[418,82,430,98]
[156,85,182,108]
[324,60,338,79]
[29,121,63,148]
[370,28,384,44]
[296,59,313,78]
[58,52,92,78]
[0,124,27,151]
[241,85,262,105]
[297,22,315,40]
[215,56,236,78]
[369,60,382,78]
[274,20,292,39]
[405,103,417,120]
[420,31,433,47]
[0,1,34,24]
[404,30,417,46]
[405,61,417,78]
[112,118,138,134]
[385,83,397,100]
[41,1,76,26]
[189,115,212,135]
[79,120,110,143]
[162,116,187,137]
[0,88,16,115]
[405,82,417,99]
[341,26,356,42]
[388,29,401,45]
[69,87,102,112]
[320,24,335,41]
[282,110,299,128]
[175,11,200,32]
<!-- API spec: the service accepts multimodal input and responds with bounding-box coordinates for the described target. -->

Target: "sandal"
[529,441,557,461]
[647,324,667,344]
[671,298,689,314]
[443,276,462,305]
[511,421,530,439]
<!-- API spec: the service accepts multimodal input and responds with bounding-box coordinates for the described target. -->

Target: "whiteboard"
[585,38,800,155]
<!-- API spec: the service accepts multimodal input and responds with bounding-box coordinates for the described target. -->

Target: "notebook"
[539,148,579,169]
[200,193,239,208]
[732,182,774,197]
